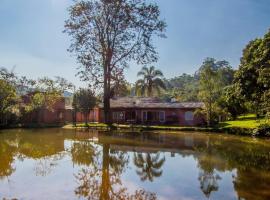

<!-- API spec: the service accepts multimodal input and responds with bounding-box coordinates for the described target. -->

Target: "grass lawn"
[219,114,268,129]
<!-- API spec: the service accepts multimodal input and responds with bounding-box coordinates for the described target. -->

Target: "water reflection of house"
[97,131,206,155]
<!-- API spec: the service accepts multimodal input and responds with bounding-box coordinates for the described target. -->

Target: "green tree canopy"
[73,88,97,125]
[235,29,270,116]
[0,79,18,126]
[197,58,234,125]
[163,73,199,102]
[25,77,74,113]
[135,66,166,97]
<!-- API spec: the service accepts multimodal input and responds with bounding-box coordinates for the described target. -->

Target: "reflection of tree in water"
[75,167,157,200]
[71,141,98,166]
[33,153,65,176]
[74,143,157,200]
[0,140,17,179]
[194,135,270,199]
[133,153,165,182]
[197,153,222,198]
[233,168,270,200]
[198,170,221,198]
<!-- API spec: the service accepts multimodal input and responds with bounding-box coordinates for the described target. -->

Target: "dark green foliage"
[235,29,270,116]
[73,88,97,125]
[218,85,247,120]
[163,73,199,102]
[197,58,235,126]
[253,124,270,137]
[110,79,131,98]
[0,79,18,127]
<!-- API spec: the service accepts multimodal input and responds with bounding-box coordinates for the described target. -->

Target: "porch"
[112,109,166,124]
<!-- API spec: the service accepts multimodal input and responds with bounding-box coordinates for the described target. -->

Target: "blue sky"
[0,0,269,87]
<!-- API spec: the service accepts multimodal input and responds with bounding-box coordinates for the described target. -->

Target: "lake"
[0,129,270,200]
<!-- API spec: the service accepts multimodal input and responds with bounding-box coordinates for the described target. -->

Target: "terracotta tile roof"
[99,97,204,109]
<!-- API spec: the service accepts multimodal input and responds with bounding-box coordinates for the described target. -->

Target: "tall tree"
[197,58,235,125]
[235,29,270,117]
[73,88,97,125]
[218,84,247,120]
[135,66,166,97]
[65,0,166,124]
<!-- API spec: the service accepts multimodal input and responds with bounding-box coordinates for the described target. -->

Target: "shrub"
[253,124,270,137]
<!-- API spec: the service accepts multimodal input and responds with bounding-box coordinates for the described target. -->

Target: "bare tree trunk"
[103,64,111,125]
[73,109,77,126]
[84,112,88,126]
[208,100,212,127]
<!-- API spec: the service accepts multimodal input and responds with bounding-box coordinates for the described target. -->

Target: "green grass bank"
[63,114,270,137]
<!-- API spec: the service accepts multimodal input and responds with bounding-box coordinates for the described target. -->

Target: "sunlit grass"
[219,114,268,129]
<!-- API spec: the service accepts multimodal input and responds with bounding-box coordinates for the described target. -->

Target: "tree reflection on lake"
[134,153,165,182]
[0,129,270,200]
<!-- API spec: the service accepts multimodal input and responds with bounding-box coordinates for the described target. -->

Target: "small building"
[97,97,205,126]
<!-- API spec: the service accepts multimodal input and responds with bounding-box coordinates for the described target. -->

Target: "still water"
[0,129,270,200]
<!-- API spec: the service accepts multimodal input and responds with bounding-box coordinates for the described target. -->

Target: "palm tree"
[133,153,165,182]
[135,66,166,97]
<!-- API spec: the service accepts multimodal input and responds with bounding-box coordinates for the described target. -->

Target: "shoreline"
[62,123,258,137]
[1,123,267,137]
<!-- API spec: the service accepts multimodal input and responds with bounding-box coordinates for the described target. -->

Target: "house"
[21,95,205,126]
[97,97,205,126]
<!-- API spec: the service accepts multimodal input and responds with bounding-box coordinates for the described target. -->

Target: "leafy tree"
[25,77,73,111]
[197,58,234,125]
[110,79,131,97]
[235,29,270,117]
[73,88,97,125]
[218,84,247,120]
[135,66,166,97]
[198,59,222,126]
[24,77,73,124]
[65,0,166,124]
[0,67,17,86]
[0,79,18,126]
[163,73,199,102]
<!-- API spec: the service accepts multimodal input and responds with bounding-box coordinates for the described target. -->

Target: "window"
[119,112,124,120]
[142,111,147,122]
[113,112,125,121]
[113,112,118,120]
[93,110,96,119]
[59,112,63,120]
[184,111,194,121]
[159,111,165,122]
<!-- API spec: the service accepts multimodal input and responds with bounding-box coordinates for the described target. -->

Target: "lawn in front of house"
[219,114,268,129]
